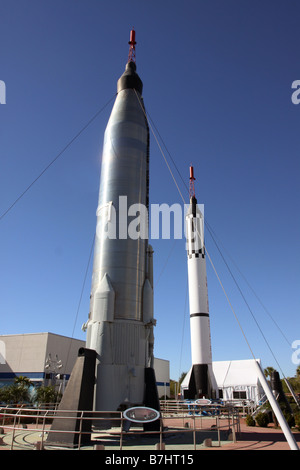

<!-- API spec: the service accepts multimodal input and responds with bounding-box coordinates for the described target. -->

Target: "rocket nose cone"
[127,61,137,72]
[117,61,143,94]
[188,196,197,217]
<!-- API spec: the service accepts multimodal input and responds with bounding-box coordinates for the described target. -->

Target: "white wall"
[0,333,48,374]
[0,333,84,384]
[154,357,170,398]
[45,333,84,376]
[0,334,170,398]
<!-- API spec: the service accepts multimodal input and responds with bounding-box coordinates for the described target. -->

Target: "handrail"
[0,402,240,450]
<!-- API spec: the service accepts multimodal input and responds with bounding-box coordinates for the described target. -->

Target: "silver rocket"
[185,166,217,399]
[83,30,157,412]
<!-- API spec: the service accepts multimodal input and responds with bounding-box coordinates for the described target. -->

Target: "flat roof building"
[0,333,170,398]
[0,332,84,386]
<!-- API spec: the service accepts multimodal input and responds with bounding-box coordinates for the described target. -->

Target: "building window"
[233,391,247,399]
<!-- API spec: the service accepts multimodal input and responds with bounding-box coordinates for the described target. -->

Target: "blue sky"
[1,0,299,381]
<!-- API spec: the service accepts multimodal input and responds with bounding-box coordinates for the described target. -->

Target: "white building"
[0,333,84,387]
[154,357,170,399]
[181,359,264,405]
[212,359,265,405]
[0,333,170,398]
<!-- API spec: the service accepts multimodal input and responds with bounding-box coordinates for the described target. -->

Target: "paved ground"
[205,419,300,451]
[0,418,299,451]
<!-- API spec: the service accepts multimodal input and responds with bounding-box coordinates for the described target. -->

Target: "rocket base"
[46,348,96,447]
[183,364,214,400]
[92,366,160,431]
[143,367,160,432]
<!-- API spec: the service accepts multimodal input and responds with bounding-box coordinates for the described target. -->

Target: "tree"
[14,376,33,387]
[178,372,187,386]
[264,367,275,378]
[0,385,11,403]
[169,380,177,398]
[169,373,187,399]
[34,385,60,405]
[285,367,300,394]
[0,376,33,405]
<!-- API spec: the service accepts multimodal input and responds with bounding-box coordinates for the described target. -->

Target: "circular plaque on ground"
[123,406,160,423]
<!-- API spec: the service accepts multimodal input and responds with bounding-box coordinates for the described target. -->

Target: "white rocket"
[185,166,217,399]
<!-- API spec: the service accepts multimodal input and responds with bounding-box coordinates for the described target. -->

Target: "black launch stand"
[46,348,96,447]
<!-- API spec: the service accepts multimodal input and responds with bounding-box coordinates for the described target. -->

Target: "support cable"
[178,279,189,387]
[154,238,178,288]
[63,233,95,374]
[205,220,291,347]
[136,93,289,374]
[205,221,287,377]
[146,108,299,449]
[0,95,115,222]
[146,112,189,195]
[134,90,186,205]
[135,91,256,358]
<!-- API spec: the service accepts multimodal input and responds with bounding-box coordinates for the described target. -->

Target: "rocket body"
[84,61,156,412]
[185,196,217,399]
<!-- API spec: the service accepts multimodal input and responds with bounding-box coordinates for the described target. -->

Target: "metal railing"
[0,401,240,450]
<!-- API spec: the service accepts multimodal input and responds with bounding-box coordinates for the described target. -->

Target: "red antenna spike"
[128,28,137,63]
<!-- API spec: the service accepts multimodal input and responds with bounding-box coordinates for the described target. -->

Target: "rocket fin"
[183,364,216,399]
[92,272,115,323]
[142,278,153,324]
[85,273,115,354]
